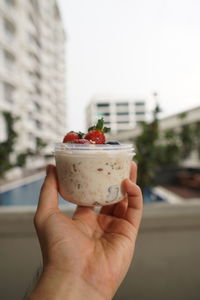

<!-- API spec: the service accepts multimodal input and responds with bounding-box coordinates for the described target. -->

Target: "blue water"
[143,187,165,203]
[0,178,165,206]
[0,178,73,206]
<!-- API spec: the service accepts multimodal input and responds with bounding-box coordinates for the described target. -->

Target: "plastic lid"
[55,143,134,152]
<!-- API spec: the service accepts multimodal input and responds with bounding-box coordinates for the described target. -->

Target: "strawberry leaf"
[103,127,110,133]
[78,131,85,138]
[96,118,104,131]
[88,118,111,133]
[88,126,95,132]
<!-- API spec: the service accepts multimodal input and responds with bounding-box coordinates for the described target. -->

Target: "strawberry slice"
[85,118,110,144]
[73,139,91,144]
[63,131,84,143]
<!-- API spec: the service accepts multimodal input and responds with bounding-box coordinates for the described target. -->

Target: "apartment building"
[86,98,146,133]
[0,0,66,157]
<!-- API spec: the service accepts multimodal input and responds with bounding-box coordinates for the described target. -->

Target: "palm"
[40,198,138,297]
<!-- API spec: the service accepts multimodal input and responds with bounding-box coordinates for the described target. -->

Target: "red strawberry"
[85,118,110,144]
[73,139,91,144]
[85,130,105,144]
[63,131,80,143]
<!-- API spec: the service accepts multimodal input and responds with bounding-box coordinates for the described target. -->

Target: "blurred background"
[0,0,200,299]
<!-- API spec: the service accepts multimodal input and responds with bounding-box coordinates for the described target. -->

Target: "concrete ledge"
[1,202,200,300]
[1,202,200,234]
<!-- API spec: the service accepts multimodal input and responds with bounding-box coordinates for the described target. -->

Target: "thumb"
[35,165,59,224]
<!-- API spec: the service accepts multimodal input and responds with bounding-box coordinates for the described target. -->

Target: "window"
[29,132,34,140]
[28,112,34,121]
[29,13,38,31]
[30,0,39,12]
[116,102,128,106]
[136,111,145,115]
[4,18,16,39]
[3,82,15,103]
[35,71,41,80]
[98,112,110,116]
[4,0,16,7]
[3,50,15,70]
[97,103,109,107]
[97,112,104,118]
[29,70,41,80]
[135,101,145,106]
[117,121,129,124]
[35,85,41,95]
[29,51,40,63]
[28,33,41,48]
[117,112,129,116]
[35,120,42,129]
[54,3,60,19]
[34,102,41,111]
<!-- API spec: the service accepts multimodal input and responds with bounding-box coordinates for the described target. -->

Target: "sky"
[58,0,200,132]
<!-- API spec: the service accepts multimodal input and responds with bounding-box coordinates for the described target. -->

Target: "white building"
[0,0,66,158]
[86,97,146,133]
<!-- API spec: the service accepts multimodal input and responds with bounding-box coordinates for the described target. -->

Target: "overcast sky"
[58,0,200,132]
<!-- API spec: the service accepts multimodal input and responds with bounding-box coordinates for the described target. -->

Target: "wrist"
[29,266,109,300]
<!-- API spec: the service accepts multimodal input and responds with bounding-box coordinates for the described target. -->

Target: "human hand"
[29,162,143,300]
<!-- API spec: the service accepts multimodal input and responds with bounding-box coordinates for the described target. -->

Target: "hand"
[29,162,143,300]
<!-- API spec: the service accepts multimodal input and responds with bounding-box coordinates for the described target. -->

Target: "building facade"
[86,98,146,133]
[0,0,66,158]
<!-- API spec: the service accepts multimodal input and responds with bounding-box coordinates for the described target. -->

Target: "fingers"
[100,161,137,216]
[124,179,143,229]
[35,165,60,225]
[112,197,128,218]
[130,161,137,183]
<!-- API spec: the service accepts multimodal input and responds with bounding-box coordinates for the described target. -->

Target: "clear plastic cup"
[54,143,135,206]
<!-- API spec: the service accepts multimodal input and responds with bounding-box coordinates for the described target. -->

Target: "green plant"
[0,112,18,178]
[134,105,161,189]
[133,106,199,190]
[194,121,200,158]
[0,112,49,178]
[16,153,28,167]
[35,137,47,154]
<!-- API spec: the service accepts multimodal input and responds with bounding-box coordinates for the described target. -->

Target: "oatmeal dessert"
[55,119,134,206]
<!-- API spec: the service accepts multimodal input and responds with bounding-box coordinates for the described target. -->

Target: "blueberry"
[106,141,120,145]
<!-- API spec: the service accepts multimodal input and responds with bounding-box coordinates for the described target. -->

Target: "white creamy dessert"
[55,143,134,206]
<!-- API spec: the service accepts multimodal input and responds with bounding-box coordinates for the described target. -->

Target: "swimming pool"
[0,178,73,206]
[0,177,165,206]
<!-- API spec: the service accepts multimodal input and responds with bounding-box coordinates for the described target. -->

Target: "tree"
[0,112,18,178]
[134,104,162,190]
[0,112,48,178]
[133,106,199,191]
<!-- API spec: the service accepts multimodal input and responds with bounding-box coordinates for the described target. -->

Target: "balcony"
[0,65,18,87]
[0,202,200,299]
[3,17,16,42]
[0,1,17,24]
[0,21,17,52]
